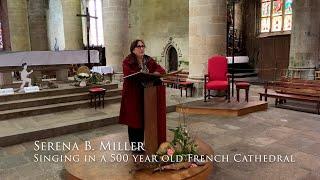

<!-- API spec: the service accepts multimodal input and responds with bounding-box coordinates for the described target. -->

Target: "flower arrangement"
[74,72,90,87]
[155,125,198,162]
[75,72,90,80]
[131,95,206,173]
[152,94,202,172]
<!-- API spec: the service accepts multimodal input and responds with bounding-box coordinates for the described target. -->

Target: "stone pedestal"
[0,72,13,86]
[289,0,320,80]
[31,71,42,85]
[56,69,69,81]
[189,79,204,97]
[188,0,227,82]
[102,0,128,72]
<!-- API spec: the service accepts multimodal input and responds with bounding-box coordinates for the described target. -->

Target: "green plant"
[169,125,198,156]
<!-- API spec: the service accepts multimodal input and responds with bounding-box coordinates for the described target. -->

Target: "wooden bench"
[259,80,320,114]
[162,73,188,88]
[161,72,194,97]
[162,75,178,88]
[177,81,194,97]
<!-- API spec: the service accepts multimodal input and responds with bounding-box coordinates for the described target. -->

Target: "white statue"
[19,63,33,92]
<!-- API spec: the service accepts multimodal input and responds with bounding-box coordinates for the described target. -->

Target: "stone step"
[0,83,118,102]
[0,96,122,121]
[0,89,122,111]
[0,88,203,147]
[0,102,181,147]
[0,105,121,147]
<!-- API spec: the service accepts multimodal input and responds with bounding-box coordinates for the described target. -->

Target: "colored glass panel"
[272,0,283,16]
[283,15,292,31]
[285,0,292,14]
[261,18,271,33]
[271,16,282,32]
[262,2,271,17]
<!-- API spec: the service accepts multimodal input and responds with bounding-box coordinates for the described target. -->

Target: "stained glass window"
[285,0,292,14]
[261,18,271,32]
[272,16,282,31]
[260,0,293,33]
[272,0,282,16]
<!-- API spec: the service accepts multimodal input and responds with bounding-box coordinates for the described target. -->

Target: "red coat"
[119,54,166,129]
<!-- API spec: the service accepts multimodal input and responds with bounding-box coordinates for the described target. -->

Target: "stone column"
[289,0,320,80]
[6,0,31,51]
[56,69,69,82]
[61,0,83,50]
[102,0,129,72]
[28,0,48,51]
[188,0,227,96]
[235,1,243,38]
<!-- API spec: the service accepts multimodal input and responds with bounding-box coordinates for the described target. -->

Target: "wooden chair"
[204,55,230,102]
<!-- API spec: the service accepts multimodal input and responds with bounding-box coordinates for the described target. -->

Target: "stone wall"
[128,0,189,71]
[6,0,30,51]
[242,0,290,81]
[28,0,48,51]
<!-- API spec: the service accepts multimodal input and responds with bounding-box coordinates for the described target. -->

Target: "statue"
[54,37,59,51]
[19,63,33,92]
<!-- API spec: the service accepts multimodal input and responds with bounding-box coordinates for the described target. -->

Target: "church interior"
[0,0,319,179]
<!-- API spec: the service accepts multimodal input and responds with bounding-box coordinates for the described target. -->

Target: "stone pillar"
[7,0,31,51]
[56,69,69,82]
[47,0,65,51]
[188,0,227,96]
[102,0,128,72]
[235,1,243,38]
[289,0,320,80]
[61,0,83,50]
[0,72,13,86]
[28,0,48,51]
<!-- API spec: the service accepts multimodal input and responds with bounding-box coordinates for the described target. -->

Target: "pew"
[259,79,320,114]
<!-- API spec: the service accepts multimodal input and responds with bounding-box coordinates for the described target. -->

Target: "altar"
[0,50,99,67]
[0,50,99,86]
[226,56,249,64]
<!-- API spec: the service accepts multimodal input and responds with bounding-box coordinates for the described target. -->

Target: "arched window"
[81,0,104,46]
[260,0,292,33]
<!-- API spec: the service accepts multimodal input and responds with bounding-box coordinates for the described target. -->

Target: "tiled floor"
[0,85,320,180]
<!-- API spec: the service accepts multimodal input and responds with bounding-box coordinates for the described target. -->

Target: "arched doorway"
[167,46,178,72]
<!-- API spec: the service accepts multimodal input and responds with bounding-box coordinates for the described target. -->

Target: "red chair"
[204,55,230,102]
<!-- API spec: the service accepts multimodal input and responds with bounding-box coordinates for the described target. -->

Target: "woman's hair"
[130,39,145,54]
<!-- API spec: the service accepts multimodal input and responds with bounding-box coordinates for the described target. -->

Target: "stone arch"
[166,46,178,72]
[161,37,183,71]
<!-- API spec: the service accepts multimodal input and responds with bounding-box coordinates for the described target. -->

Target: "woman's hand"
[153,71,160,75]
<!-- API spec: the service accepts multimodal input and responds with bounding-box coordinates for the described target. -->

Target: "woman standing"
[119,39,166,152]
